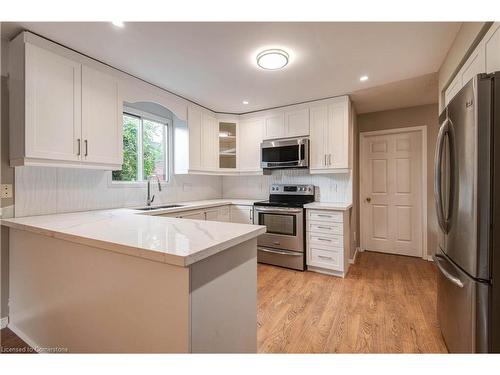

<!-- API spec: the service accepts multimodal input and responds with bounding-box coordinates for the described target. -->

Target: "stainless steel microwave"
[260,137,309,170]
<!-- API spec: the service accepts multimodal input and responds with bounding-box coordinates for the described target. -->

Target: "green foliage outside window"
[112,113,167,182]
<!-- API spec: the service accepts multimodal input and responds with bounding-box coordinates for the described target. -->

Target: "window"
[112,109,170,183]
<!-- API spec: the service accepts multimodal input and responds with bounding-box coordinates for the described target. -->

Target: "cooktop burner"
[253,184,315,208]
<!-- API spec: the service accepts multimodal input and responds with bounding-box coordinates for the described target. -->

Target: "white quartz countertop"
[1,199,266,267]
[136,199,262,216]
[303,202,352,211]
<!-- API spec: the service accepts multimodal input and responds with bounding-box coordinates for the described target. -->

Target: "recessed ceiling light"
[360,75,369,82]
[242,100,249,105]
[112,21,124,28]
[256,49,289,70]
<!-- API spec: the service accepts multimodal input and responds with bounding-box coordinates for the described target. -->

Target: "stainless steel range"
[253,184,315,271]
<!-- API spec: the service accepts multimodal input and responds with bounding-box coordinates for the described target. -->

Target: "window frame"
[110,106,172,187]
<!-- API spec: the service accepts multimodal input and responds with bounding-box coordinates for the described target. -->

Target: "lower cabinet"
[306,209,350,278]
[158,204,250,223]
[230,205,254,224]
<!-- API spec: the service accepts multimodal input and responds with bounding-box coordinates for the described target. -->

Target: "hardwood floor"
[257,251,448,353]
[1,251,447,354]
[1,328,34,354]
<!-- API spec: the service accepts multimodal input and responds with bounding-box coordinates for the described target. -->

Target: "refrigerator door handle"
[434,116,456,233]
[433,255,464,288]
[435,118,449,233]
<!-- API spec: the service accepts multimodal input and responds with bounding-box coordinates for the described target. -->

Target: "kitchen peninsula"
[1,206,265,353]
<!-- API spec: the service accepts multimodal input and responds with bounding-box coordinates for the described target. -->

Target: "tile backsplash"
[14,167,222,217]
[222,169,352,203]
[14,167,352,217]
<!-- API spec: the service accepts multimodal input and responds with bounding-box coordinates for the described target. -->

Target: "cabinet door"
[188,106,202,171]
[327,101,349,169]
[309,105,328,169]
[201,113,218,170]
[284,108,309,137]
[461,43,486,87]
[444,75,462,106]
[81,65,122,165]
[238,118,263,172]
[263,113,285,140]
[230,205,253,224]
[25,43,82,161]
[205,209,219,221]
[485,23,500,73]
[180,210,206,220]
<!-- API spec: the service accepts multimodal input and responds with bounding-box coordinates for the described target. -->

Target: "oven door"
[260,138,309,169]
[254,207,304,252]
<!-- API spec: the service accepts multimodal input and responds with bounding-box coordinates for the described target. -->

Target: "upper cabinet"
[444,22,500,106]
[262,107,309,140]
[238,118,263,173]
[187,105,219,174]
[81,65,122,166]
[9,32,123,169]
[309,96,352,173]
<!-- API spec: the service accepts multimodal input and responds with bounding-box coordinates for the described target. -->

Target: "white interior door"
[361,129,423,257]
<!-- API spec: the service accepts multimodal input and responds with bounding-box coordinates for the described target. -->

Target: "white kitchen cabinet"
[284,108,309,137]
[262,108,309,140]
[9,32,122,170]
[81,65,122,166]
[181,210,207,220]
[188,106,219,173]
[309,96,351,173]
[15,42,82,164]
[444,74,462,106]
[230,205,254,224]
[485,23,500,73]
[263,113,285,140]
[188,105,203,171]
[306,208,350,278]
[460,43,486,88]
[238,118,264,173]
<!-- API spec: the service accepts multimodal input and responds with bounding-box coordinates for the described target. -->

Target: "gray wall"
[356,104,439,257]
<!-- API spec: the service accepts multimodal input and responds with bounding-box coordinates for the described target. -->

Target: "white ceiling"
[2,22,460,113]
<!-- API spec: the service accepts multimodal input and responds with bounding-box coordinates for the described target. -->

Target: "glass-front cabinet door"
[219,121,237,169]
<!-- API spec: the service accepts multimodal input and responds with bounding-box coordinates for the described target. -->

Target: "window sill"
[107,175,170,189]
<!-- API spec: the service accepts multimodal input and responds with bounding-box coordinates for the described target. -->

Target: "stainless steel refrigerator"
[434,72,500,353]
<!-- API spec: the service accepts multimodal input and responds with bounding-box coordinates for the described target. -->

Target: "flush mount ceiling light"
[242,100,249,105]
[256,49,289,70]
[111,21,124,28]
[359,75,369,82]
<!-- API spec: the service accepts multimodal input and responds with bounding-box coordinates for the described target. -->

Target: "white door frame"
[359,125,428,260]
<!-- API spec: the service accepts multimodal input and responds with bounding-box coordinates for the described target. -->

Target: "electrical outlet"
[1,184,13,199]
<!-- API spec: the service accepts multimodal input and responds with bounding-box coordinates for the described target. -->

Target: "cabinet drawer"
[308,233,343,248]
[307,221,343,235]
[309,247,342,270]
[307,210,343,223]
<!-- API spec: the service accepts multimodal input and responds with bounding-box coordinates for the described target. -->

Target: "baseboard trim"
[349,247,360,264]
[0,316,8,329]
[426,255,434,261]
[7,323,42,353]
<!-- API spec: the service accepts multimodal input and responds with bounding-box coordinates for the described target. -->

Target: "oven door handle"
[254,207,303,214]
[258,247,303,256]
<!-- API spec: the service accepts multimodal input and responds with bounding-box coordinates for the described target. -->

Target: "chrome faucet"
[146,175,162,207]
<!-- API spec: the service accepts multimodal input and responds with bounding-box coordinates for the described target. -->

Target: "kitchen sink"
[136,204,184,211]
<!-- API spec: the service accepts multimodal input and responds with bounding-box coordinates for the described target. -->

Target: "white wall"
[222,170,352,203]
[14,167,222,217]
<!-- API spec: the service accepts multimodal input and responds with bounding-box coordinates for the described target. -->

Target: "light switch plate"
[1,184,13,199]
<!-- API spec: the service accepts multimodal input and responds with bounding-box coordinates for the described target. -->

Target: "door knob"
[366,197,371,203]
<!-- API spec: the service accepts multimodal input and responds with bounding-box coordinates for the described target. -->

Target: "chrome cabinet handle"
[433,255,464,288]
[84,140,88,157]
[317,214,332,218]
[328,154,332,165]
[77,139,81,156]
[317,238,331,242]
[324,154,327,166]
[317,226,332,230]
